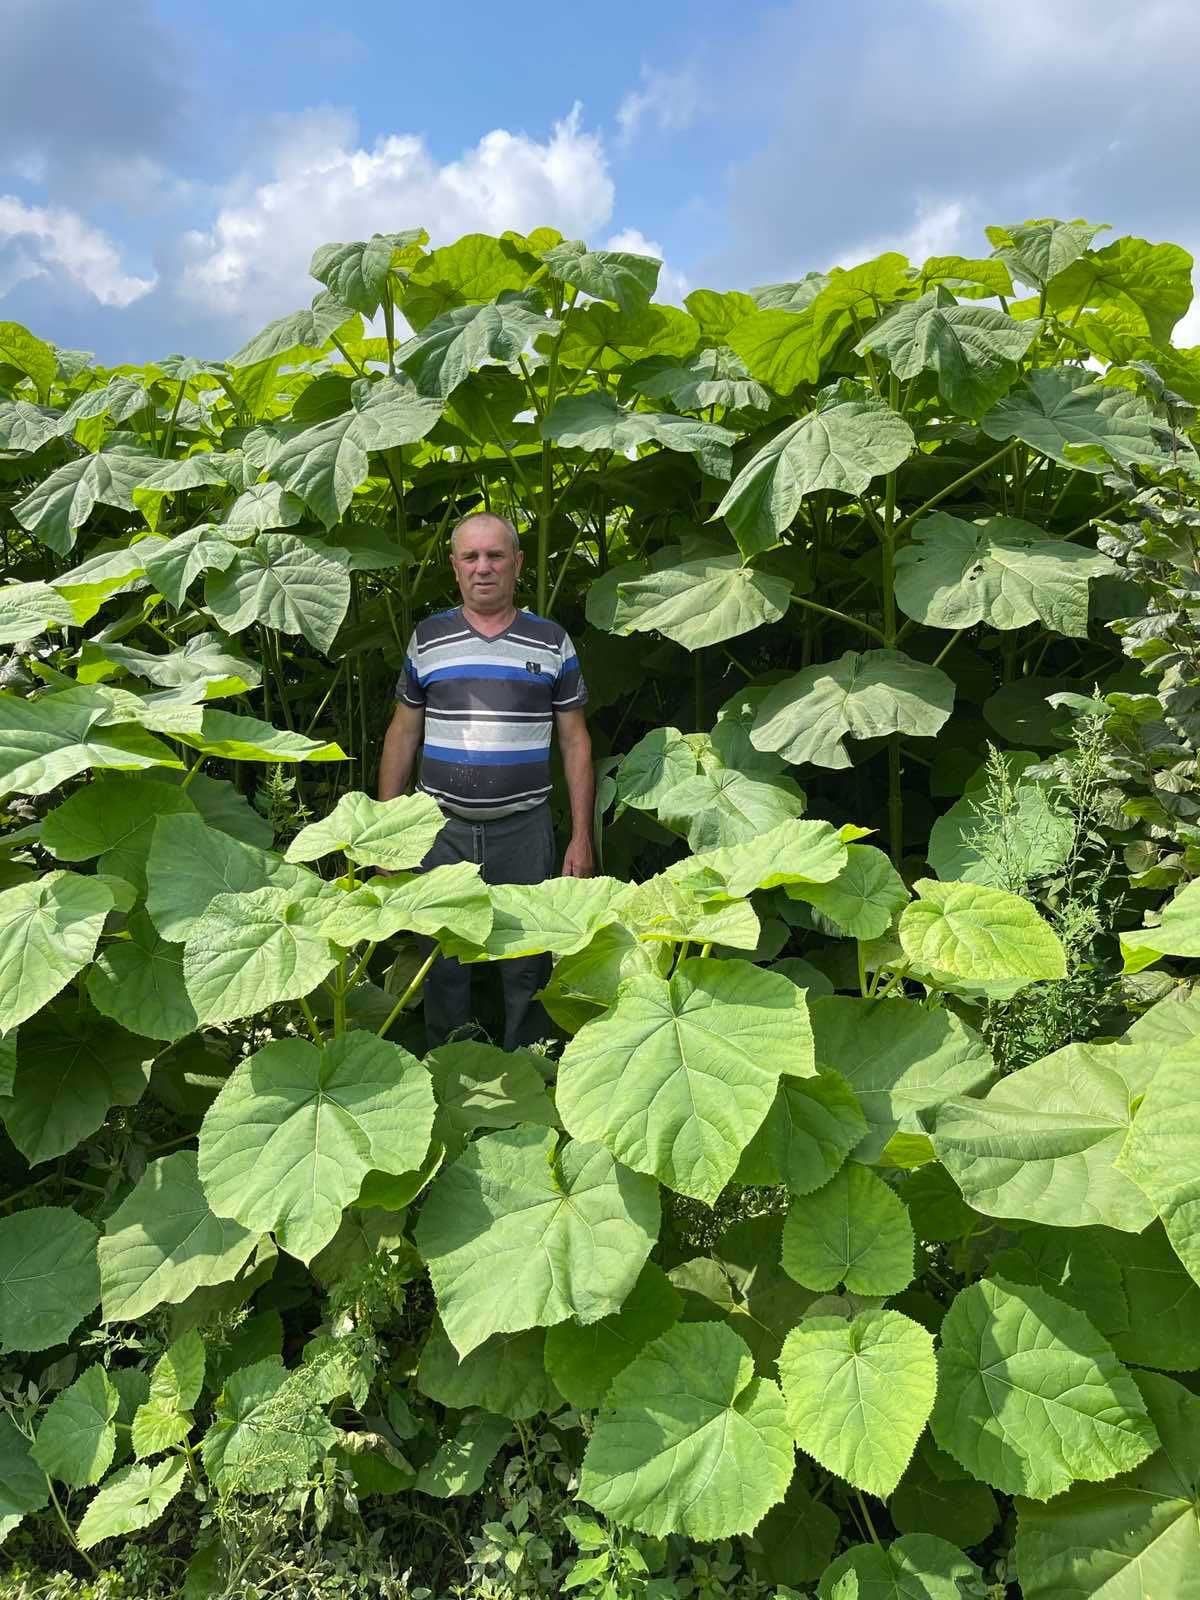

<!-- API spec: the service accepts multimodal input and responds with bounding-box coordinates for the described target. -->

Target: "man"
[378,511,594,1050]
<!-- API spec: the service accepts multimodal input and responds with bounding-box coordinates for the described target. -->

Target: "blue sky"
[2,0,1199,363]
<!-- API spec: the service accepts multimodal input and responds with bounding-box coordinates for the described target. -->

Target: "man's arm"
[378,702,425,800]
[556,708,595,878]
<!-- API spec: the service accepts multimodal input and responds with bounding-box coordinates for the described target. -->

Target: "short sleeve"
[552,629,587,711]
[396,631,425,707]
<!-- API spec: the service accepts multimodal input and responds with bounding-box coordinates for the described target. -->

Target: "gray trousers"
[418,802,556,1052]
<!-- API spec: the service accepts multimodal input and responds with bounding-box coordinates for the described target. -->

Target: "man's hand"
[561,833,595,878]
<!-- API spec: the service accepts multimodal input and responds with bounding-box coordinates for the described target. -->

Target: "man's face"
[450,521,523,613]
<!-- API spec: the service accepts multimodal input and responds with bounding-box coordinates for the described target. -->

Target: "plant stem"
[856,1490,882,1547]
[376,949,437,1037]
[893,442,1015,540]
[46,1478,98,1574]
[298,996,325,1045]
[932,631,963,669]
[790,593,886,643]
[333,957,347,1035]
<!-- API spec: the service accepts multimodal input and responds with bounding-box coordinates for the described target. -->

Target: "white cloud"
[616,66,700,147]
[177,105,615,332]
[0,195,155,308]
[606,227,689,304]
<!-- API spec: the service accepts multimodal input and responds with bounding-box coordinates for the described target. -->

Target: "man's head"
[450,512,523,615]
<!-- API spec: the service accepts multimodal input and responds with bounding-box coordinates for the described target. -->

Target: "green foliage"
[1,212,1197,1598]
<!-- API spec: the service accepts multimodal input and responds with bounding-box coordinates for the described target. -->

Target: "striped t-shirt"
[397,608,588,819]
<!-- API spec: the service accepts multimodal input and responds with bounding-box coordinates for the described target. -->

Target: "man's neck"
[461,601,517,637]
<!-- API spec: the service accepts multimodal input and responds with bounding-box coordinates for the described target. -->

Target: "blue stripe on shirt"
[422,743,547,767]
[421,663,538,686]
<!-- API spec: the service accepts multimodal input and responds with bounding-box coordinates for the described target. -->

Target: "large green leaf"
[557,958,813,1204]
[541,391,735,479]
[201,1358,336,1495]
[617,874,761,952]
[810,996,995,1162]
[426,1040,558,1160]
[0,1412,48,1542]
[181,883,337,1024]
[933,1040,1160,1232]
[889,1438,999,1550]
[899,878,1067,983]
[1014,1371,1200,1600]
[986,219,1103,290]
[0,688,180,800]
[726,306,831,393]
[1,1010,151,1164]
[1044,236,1194,346]
[174,708,345,764]
[0,580,75,646]
[930,1276,1158,1499]
[14,446,160,554]
[227,293,358,368]
[0,871,112,1032]
[791,844,909,940]
[544,1263,682,1410]
[670,817,846,901]
[894,513,1117,636]
[856,288,1040,417]
[981,366,1170,471]
[417,1319,560,1420]
[1119,877,1200,972]
[1104,1223,1200,1371]
[738,1070,867,1194]
[783,1165,914,1294]
[626,347,771,413]
[267,377,442,526]
[991,1225,1129,1343]
[0,398,61,452]
[542,240,660,310]
[819,1535,982,1600]
[92,633,262,699]
[579,1321,794,1539]
[205,532,350,654]
[86,914,196,1042]
[1115,1048,1200,1286]
[442,876,626,963]
[310,230,425,316]
[600,555,791,648]
[779,1311,936,1498]
[415,1125,659,1357]
[0,321,56,396]
[614,726,697,810]
[33,1365,119,1487]
[145,813,307,942]
[0,1206,100,1353]
[714,386,914,557]
[398,297,555,398]
[541,923,672,1034]
[221,481,305,534]
[285,790,445,869]
[751,650,955,770]
[199,1032,435,1262]
[41,773,196,893]
[141,525,241,608]
[657,768,807,852]
[320,862,492,950]
[76,1458,186,1551]
[99,1151,259,1322]
[415,1413,510,1498]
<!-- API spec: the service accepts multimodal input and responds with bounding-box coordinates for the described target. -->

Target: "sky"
[2,0,1200,364]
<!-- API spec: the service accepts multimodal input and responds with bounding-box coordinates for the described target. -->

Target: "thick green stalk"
[882,377,903,865]
[377,949,437,1038]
